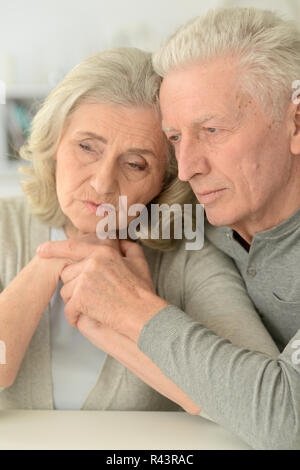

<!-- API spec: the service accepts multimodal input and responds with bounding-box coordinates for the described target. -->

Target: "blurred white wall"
[0,0,298,196]
[0,0,298,87]
[0,0,224,86]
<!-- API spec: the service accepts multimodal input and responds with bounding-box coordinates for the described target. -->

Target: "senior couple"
[0,7,299,449]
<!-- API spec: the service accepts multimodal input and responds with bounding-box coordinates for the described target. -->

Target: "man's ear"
[289,102,300,155]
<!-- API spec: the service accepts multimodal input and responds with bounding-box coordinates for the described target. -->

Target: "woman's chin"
[64,219,98,239]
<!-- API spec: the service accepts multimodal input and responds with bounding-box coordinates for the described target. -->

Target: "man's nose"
[176,138,210,182]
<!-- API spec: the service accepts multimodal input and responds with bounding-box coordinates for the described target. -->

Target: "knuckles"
[97,245,119,259]
[86,256,101,271]
[85,246,119,270]
[65,239,78,253]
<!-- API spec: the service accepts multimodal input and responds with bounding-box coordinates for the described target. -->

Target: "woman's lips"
[83,201,115,216]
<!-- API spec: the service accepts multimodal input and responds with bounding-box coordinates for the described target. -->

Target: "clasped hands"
[36,234,201,415]
[37,234,169,344]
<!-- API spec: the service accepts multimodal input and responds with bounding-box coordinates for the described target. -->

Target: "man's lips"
[196,189,226,205]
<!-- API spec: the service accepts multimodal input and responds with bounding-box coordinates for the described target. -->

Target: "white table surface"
[0,410,251,450]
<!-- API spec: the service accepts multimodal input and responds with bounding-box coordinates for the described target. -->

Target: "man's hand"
[76,314,201,415]
[37,239,170,342]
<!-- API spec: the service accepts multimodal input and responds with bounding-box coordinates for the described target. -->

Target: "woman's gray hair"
[19,47,194,251]
[152,7,300,119]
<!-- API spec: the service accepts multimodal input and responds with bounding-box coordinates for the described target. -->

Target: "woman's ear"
[289,101,300,155]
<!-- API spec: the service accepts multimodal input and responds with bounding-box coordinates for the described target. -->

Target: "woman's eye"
[79,142,94,152]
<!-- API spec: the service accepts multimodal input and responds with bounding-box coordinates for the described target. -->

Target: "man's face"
[160,58,297,235]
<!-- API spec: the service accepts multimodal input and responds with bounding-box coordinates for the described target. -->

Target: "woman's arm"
[0,255,71,387]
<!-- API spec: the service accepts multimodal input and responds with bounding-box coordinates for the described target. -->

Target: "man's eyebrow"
[162,125,178,133]
[75,131,108,144]
[162,115,227,132]
[191,114,227,125]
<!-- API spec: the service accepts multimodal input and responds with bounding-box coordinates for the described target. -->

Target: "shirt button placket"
[247,267,257,277]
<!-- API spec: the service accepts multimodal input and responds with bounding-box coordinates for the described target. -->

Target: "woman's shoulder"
[0,194,30,216]
[0,195,50,287]
[0,195,32,237]
[140,237,234,298]
[142,236,239,288]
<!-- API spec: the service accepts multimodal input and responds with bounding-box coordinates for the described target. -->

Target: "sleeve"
[181,241,279,356]
[0,277,6,393]
[138,244,300,450]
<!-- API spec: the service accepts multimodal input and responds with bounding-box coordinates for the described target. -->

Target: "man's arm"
[77,315,201,414]
[38,237,287,448]
[138,306,300,450]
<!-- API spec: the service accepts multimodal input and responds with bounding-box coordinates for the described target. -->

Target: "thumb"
[119,240,144,258]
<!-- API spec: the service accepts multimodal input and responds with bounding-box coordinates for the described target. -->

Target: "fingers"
[37,240,95,261]
[37,239,120,262]
[60,260,85,284]
[60,277,77,304]
[63,293,82,327]
[119,240,145,258]
[77,314,102,339]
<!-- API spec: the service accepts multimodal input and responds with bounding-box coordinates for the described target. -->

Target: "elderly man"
[38,8,300,449]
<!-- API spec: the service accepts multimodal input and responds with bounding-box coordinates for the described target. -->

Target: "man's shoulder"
[204,217,230,250]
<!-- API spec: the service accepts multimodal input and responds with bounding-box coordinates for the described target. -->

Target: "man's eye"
[169,135,181,143]
[128,162,145,171]
[206,128,217,133]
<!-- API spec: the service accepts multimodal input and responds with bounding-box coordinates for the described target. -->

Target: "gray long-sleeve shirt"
[138,207,300,450]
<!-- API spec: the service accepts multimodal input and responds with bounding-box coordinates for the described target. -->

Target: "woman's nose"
[89,159,118,195]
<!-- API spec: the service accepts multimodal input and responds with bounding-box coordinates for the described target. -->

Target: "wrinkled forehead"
[159,61,248,126]
[61,101,169,156]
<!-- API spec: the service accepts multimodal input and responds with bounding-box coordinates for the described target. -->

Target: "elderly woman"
[0,48,278,412]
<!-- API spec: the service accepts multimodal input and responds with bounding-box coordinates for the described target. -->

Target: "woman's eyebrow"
[75,131,108,144]
[74,132,157,159]
[126,147,158,159]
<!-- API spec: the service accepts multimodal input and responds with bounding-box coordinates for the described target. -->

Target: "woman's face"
[54,102,168,236]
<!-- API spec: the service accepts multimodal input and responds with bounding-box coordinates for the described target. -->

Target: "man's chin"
[204,208,234,228]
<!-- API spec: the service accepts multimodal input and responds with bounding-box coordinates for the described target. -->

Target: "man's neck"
[231,172,300,245]
[232,230,251,252]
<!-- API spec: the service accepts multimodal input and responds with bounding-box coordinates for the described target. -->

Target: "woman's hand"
[37,239,168,341]
[30,254,74,294]
[35,231,121,290]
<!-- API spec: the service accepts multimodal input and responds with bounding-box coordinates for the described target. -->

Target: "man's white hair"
[153,7,300,118]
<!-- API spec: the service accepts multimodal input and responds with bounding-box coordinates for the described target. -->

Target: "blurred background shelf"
[0,85,49,165]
